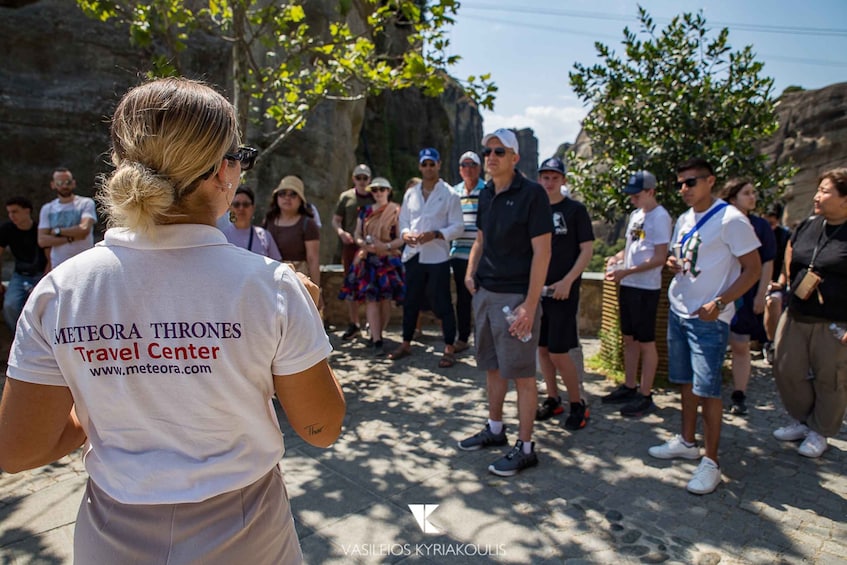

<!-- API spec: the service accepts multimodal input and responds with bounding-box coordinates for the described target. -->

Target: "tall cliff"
[0,0,484,263]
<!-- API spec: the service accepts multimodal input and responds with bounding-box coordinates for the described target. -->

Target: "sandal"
[388,347,411,361]
[438,352,456,368]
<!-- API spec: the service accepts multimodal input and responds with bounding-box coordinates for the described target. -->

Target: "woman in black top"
[771,168,847,458]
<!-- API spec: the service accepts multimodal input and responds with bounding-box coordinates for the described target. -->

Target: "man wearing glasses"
[388,148,463,367]
[649,157,760,494]
[37,167,97,269]
[333,164,375,340]
[449,151,485,354]
[458,129,552,477]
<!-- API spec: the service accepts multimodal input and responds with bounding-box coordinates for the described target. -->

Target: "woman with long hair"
[0,77,345,563]
[772,168,847,458]
[717,178,775,415]
[338,177,405,354]
[263,176,321,286]
[220,186,282,259]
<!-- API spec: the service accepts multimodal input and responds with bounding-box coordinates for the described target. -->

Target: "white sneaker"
[687,456,721,495]
[773,421,809,441]
[798,431,828,458]
[648,434,700,460]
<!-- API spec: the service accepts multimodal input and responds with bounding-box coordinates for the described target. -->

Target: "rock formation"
[760,82,847,226]
[0,0,485,263]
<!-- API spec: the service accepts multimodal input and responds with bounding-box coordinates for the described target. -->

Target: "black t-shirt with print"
[546,197,595,285]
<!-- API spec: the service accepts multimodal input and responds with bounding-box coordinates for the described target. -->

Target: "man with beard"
[38,167,97,268]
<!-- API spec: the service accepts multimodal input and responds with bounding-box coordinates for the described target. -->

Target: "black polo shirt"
[475,170,553,293]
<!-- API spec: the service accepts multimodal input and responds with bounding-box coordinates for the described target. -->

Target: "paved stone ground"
[1,327,845,564]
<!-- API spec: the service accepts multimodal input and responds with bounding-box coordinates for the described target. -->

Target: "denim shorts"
[667,310,729,398]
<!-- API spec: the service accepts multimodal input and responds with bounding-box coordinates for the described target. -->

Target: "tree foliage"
[76,0,496,168]
[568,6,795,219]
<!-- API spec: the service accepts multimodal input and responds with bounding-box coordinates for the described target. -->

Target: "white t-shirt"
[38,195,97,267]
[220,222,283,260]
[668,199,760,324]
[622,205,672,290]
[7,224,331,504]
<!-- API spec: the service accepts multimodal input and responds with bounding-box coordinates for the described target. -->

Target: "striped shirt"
[450,178,485,260]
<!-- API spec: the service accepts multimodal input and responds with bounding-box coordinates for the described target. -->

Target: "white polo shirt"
[8,224,331,504]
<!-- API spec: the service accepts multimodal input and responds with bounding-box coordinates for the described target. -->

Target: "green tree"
[568,6,795,220]
[76,0,496,168]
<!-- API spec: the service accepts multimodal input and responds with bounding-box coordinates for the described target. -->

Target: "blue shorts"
[667,310,729,398]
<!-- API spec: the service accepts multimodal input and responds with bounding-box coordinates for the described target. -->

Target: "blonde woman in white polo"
[0,77,345,564]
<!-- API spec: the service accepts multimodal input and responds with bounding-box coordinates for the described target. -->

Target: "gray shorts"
[473,286,541,379]
[74,464,302,564]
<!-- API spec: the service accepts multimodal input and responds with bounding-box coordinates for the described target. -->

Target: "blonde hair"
[100,77,239,231]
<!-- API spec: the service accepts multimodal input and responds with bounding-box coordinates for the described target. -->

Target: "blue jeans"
[4,272,41,330]
[667,310,729,398]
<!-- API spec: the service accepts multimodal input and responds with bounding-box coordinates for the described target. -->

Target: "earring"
[227,182,232,189]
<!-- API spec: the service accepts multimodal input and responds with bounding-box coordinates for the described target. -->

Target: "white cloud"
[481,101,588,164]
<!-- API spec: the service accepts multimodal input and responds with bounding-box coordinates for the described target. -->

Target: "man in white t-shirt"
[602,171,672,417]
[37,167,97,268]
[647,158,761,495]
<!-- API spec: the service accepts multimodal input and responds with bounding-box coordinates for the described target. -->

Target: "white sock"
[488,419,503,434]
[522,440,533,454]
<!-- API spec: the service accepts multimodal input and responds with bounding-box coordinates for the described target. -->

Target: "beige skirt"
[74,465,302,565]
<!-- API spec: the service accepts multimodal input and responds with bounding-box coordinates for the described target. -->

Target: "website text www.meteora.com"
[88,363,213,376]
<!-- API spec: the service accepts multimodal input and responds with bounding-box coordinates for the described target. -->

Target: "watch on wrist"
[714,299,727,312]
[53,227,61,237]
[386,242,392,250]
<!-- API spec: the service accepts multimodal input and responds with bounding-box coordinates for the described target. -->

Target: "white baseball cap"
[481,128,519,155]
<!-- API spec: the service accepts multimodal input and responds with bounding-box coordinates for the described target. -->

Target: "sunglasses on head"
[482,147,509,157]
[674,175,709,190]
[354,175,370,181]
[225,146,258,171]
[231,201,253,208]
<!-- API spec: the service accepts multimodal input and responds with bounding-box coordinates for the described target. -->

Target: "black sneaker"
[601,384,638,404]
[564,400,589,430]
[488,440,538,477]
[535,395,565,421]
[620,393,656,417]
[372,340,385,356]
[729,390,748,415]
[341,323,360,340]
[457,424,508,451]
[765,342,774,365]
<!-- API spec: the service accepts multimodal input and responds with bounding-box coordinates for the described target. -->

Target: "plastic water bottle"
[830,323,847,341]
[502,305,532,343]
[541,286,555,298]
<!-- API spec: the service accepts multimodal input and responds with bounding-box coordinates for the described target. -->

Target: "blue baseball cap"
[624,171,657,194]
[419,148,440,164]
[539,157,566,175]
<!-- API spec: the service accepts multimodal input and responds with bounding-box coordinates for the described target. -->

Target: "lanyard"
[809,218,844,268]
[246,226,254,251]
[679,202,728,247]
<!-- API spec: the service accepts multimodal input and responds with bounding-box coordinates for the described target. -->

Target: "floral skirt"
[338,253,405,303]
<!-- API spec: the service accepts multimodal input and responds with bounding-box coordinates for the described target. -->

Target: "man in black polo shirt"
[457,128,553,477]
[0,196,48,329]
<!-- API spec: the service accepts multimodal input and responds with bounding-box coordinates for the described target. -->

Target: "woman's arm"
[273,360,345,448]
[304,239,320,286]
[0,379,86,473]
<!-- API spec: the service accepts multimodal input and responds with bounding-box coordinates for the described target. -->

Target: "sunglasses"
[460,162,479,168]
[675,175,709,190]
[53,179,74,187]
[225,146,258,171]
[420,161,437,168]
[231,201,253,208]
[371,187,391,193]
[276,190,299,199]
[354,175,370,181]
[482,147,509,157]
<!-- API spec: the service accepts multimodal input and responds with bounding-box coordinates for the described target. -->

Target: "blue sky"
[446,0,847,162]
